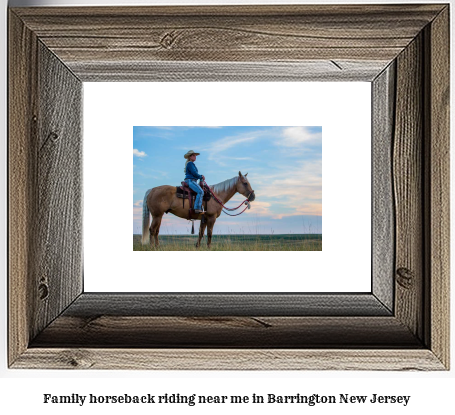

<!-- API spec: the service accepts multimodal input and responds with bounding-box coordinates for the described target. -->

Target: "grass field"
[133,233,322,251]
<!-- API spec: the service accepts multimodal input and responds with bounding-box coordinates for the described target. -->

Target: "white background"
[1,0,454,413]
[84,82,371,292]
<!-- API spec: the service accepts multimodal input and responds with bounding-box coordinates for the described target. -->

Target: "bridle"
[200,179,254,216]
[241,180,255,202]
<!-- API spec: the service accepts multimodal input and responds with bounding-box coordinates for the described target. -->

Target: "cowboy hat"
[184,150,200,159]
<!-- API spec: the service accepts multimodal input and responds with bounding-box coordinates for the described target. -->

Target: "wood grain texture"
[8,11,39,366]
[31,316,421,349]
[425,6,450,368]
[393,34,424,340]
[63,293,391,317]
[11,5,444,81]
[9,12,84,366]
[13,349,445,371]
[33,42,83,338]
[70,60,388,82]
[372,63,395,312]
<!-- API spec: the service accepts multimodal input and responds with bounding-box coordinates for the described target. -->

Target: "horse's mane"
[210,176,238,194]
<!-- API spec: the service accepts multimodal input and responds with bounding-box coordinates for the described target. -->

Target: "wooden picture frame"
[8,4,449,370]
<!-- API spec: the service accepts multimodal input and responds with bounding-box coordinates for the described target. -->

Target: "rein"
[201,180,253,216]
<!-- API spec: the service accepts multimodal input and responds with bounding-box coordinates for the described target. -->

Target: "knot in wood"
[38,282,49,300]
[48,132,59,142]
[60,350,94,369]
[396,267,414,289]
[160,31,179,49]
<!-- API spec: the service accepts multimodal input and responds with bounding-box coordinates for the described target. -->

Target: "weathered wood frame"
[8,5,449,370]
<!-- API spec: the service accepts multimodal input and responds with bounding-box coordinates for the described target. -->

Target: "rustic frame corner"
[8,4,450,370]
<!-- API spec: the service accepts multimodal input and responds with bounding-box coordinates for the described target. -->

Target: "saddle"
[176,181,211,202]
[176,182,211,229]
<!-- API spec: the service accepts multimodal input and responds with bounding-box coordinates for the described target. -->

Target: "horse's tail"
[141,189,152,245]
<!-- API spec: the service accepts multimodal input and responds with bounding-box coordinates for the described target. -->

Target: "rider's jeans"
[186,179,204,210]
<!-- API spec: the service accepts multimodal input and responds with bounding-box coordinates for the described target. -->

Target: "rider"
[184,150,205,213]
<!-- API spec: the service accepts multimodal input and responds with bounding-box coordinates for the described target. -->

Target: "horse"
[142,171,255,248]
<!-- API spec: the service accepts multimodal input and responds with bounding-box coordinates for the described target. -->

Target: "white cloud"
[280,127,321,147]
[238,200,272,217]
[133,148,147,158]
[203,130,269,160]
[251,160,322,217]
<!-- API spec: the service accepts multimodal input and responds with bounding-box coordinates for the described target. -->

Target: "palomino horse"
[142,171,255,248]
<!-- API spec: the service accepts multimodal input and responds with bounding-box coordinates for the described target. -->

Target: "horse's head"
[237,171,255,202]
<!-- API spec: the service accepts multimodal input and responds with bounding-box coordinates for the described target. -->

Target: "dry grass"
[133,234,322,251]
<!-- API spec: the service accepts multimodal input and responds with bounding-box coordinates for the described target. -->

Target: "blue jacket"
[185,161,203,180]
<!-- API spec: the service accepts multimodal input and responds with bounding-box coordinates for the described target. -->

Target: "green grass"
[133,233,322,251]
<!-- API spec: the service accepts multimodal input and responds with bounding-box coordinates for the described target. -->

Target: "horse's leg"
[206,216,216,248]
[196,217,207,248]
[150,215,163,248]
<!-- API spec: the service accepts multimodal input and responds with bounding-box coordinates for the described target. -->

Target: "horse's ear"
[238,171,242,177]
[245,172,248,177]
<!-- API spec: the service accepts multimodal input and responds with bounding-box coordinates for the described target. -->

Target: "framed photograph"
[8,4,449,370]
[132,125,323,253]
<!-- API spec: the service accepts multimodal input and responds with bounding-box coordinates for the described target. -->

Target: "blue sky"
[133,126,322,235]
